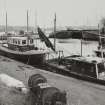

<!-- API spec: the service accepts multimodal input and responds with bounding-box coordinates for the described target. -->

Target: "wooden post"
[98,24,103,58]
[81,31,83,56]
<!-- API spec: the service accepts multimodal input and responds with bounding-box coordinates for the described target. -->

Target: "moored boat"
[46,56,105,85]
[0,35,47,66]
[0,11,56,66]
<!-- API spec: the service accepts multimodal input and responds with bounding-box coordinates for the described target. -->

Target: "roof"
[66,56,105,64]
[8,36,28,40]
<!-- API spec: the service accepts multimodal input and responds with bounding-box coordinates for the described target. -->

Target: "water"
[34,38,99,57]
[55,39,98,57]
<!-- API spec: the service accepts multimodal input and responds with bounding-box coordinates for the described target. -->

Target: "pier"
[0,56,105,105]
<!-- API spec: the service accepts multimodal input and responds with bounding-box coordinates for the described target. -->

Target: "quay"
[0,56,105,105]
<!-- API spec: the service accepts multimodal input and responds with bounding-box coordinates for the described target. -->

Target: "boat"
[0,11,56,66]
[35,15,105,85]
[49,29,99,41]
[46,28,105,85]
[0,35,47,66]
[45,55,105,85]
[0,25,56,66]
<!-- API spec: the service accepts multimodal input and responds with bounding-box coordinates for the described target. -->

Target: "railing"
[46,50,64,61]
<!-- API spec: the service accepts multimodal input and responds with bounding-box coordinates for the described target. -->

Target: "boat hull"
[0,48,46,66]
[42,60,105,86]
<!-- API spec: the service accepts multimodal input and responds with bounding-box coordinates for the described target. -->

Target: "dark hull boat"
[49,30,99,41]
[0,27,55,66]
[0,11,55,66]
[0,11,47,66]
[0,45,46,66]
[43,55,105,86]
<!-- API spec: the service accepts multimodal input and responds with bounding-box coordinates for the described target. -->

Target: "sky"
[0,0,105,27]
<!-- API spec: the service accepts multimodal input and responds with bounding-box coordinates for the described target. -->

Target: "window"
[13,39,17,44]
[22,40,26,44]
[82,63,96,78]
[30,39,33,44]
[98,63,105,73]
[15,40,17,44]
[13,39,15,44]
[71,61,97,78]
[18,40,20,44]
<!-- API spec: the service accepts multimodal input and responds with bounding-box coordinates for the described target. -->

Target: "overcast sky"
[0,0,105,27]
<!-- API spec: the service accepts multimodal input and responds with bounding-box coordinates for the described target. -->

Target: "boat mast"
[98,24,103,58]
[5,11,7,35]
[35,10,38,47]
[35,11,37,33]
[54,13,56,51]
[81,31,83,56]
[27,10,29,33]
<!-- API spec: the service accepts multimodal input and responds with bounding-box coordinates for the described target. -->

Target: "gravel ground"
[0,56,105,105]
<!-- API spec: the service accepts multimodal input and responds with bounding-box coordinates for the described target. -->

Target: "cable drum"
[28,74,47,92]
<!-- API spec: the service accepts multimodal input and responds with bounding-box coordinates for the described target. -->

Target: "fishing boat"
[0,25,56,66]
[0,11,56,66]
[0,35,47,66]
[45,55,105,85]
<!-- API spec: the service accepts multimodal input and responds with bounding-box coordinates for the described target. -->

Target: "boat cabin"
[94,36,105,57]
[98,36,105,49]
[7,36,36,51]
[62,56,105,80]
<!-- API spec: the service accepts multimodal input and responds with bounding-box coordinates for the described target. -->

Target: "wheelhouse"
[98,36,105,49]
[94,36,105,57]
[7,36,35,51]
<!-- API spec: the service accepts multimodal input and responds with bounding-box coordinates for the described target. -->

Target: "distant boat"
[49,30,72,39]
[49,29,99,41]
